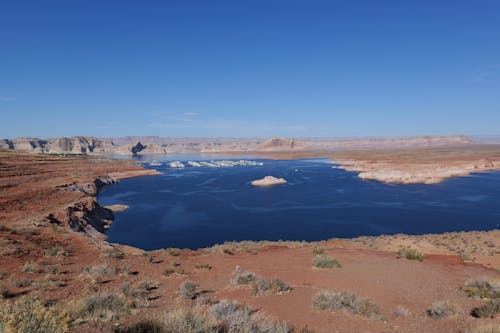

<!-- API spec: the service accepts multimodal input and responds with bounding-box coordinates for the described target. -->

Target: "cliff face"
[0,135,477,155]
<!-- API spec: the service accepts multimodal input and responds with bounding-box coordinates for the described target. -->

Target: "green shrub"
[0,297,70,333]
[397,247,424,261]
[472,299,500,318]
[312,256,341,269]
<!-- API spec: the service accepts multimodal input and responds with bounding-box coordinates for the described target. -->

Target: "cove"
[97,156,500,250]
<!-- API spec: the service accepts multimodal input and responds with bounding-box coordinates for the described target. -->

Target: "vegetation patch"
[195,264,212,270]
[45,246,68,257]
[312,255,341,269]
[210,300,289,333]
[251,277,291,296]
[464,279,500,299]
[12,278,32,288]
[427,301,458,318]
[232,266,256,285]
[0,297,70,333]
[472,299,500,318]
[179,281,198,300]
[103,247,125,260]
[313,290,382,320]
[70,293,132,322]
[397,247,424,261]
[312,246,325,255]
[84,263,116,284]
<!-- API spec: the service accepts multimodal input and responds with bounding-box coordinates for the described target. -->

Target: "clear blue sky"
[1,1,499,138]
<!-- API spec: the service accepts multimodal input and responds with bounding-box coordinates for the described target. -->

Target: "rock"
[104,204,129,212]
[251,176,287,186]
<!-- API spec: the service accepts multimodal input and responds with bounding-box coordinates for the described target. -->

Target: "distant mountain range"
[0,135,478,155]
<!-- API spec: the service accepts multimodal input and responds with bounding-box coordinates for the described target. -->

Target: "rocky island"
[251,175,287,186]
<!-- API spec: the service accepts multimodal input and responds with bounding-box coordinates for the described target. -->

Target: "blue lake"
[97,156,500,250]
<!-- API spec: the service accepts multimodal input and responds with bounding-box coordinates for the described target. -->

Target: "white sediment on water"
[169,160,263,168]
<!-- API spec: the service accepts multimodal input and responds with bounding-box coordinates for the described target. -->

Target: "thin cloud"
[183,112,200,116]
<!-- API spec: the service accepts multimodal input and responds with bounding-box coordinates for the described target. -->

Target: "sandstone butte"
[251,175,287,186]
[0,150,499,333]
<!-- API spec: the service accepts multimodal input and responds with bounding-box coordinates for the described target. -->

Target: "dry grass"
[251,277,291,296]
[231,266,256,285]
[312,255,341,269]
[0,297,70,333]
[69,293,133,322]
[179,281,198,300]
[84,263,116,284]
[313,290,381,320]
[427,301,458,318]
[464,279,500,299]
[472,299,500,318]
[397,247,424,261]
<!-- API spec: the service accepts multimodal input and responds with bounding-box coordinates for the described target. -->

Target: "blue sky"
[1,1,499,138]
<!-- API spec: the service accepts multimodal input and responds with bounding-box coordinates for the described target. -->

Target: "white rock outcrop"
[251,176,287,186]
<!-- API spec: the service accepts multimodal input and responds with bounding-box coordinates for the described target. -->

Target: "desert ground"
[0,149,498,333]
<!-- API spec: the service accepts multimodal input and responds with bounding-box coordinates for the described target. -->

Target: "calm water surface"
[98,155,500,250]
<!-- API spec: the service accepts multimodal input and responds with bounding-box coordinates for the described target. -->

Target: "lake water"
[97,155,500,250]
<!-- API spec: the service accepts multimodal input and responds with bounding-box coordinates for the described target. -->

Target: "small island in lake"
[251,175,287,186]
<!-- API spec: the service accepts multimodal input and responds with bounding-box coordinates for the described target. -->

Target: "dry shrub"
[45,246,68,257]
[179,281,198,300]
[164,307,218,332]
[210,300,289,333]
[427,301,458,318]
[397,247,424,261]
[464,279,500,299]
[231,266,256,285]
[69,293,132,322]
[313,290,381,320]
[393,305,410,317]
[12,278,32,288]
[84,263,116,284]
[103,247,125,260]
[312,256,341,269]
[0,297,70,333]
[251,277,291,296]
[312,246,325,255]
